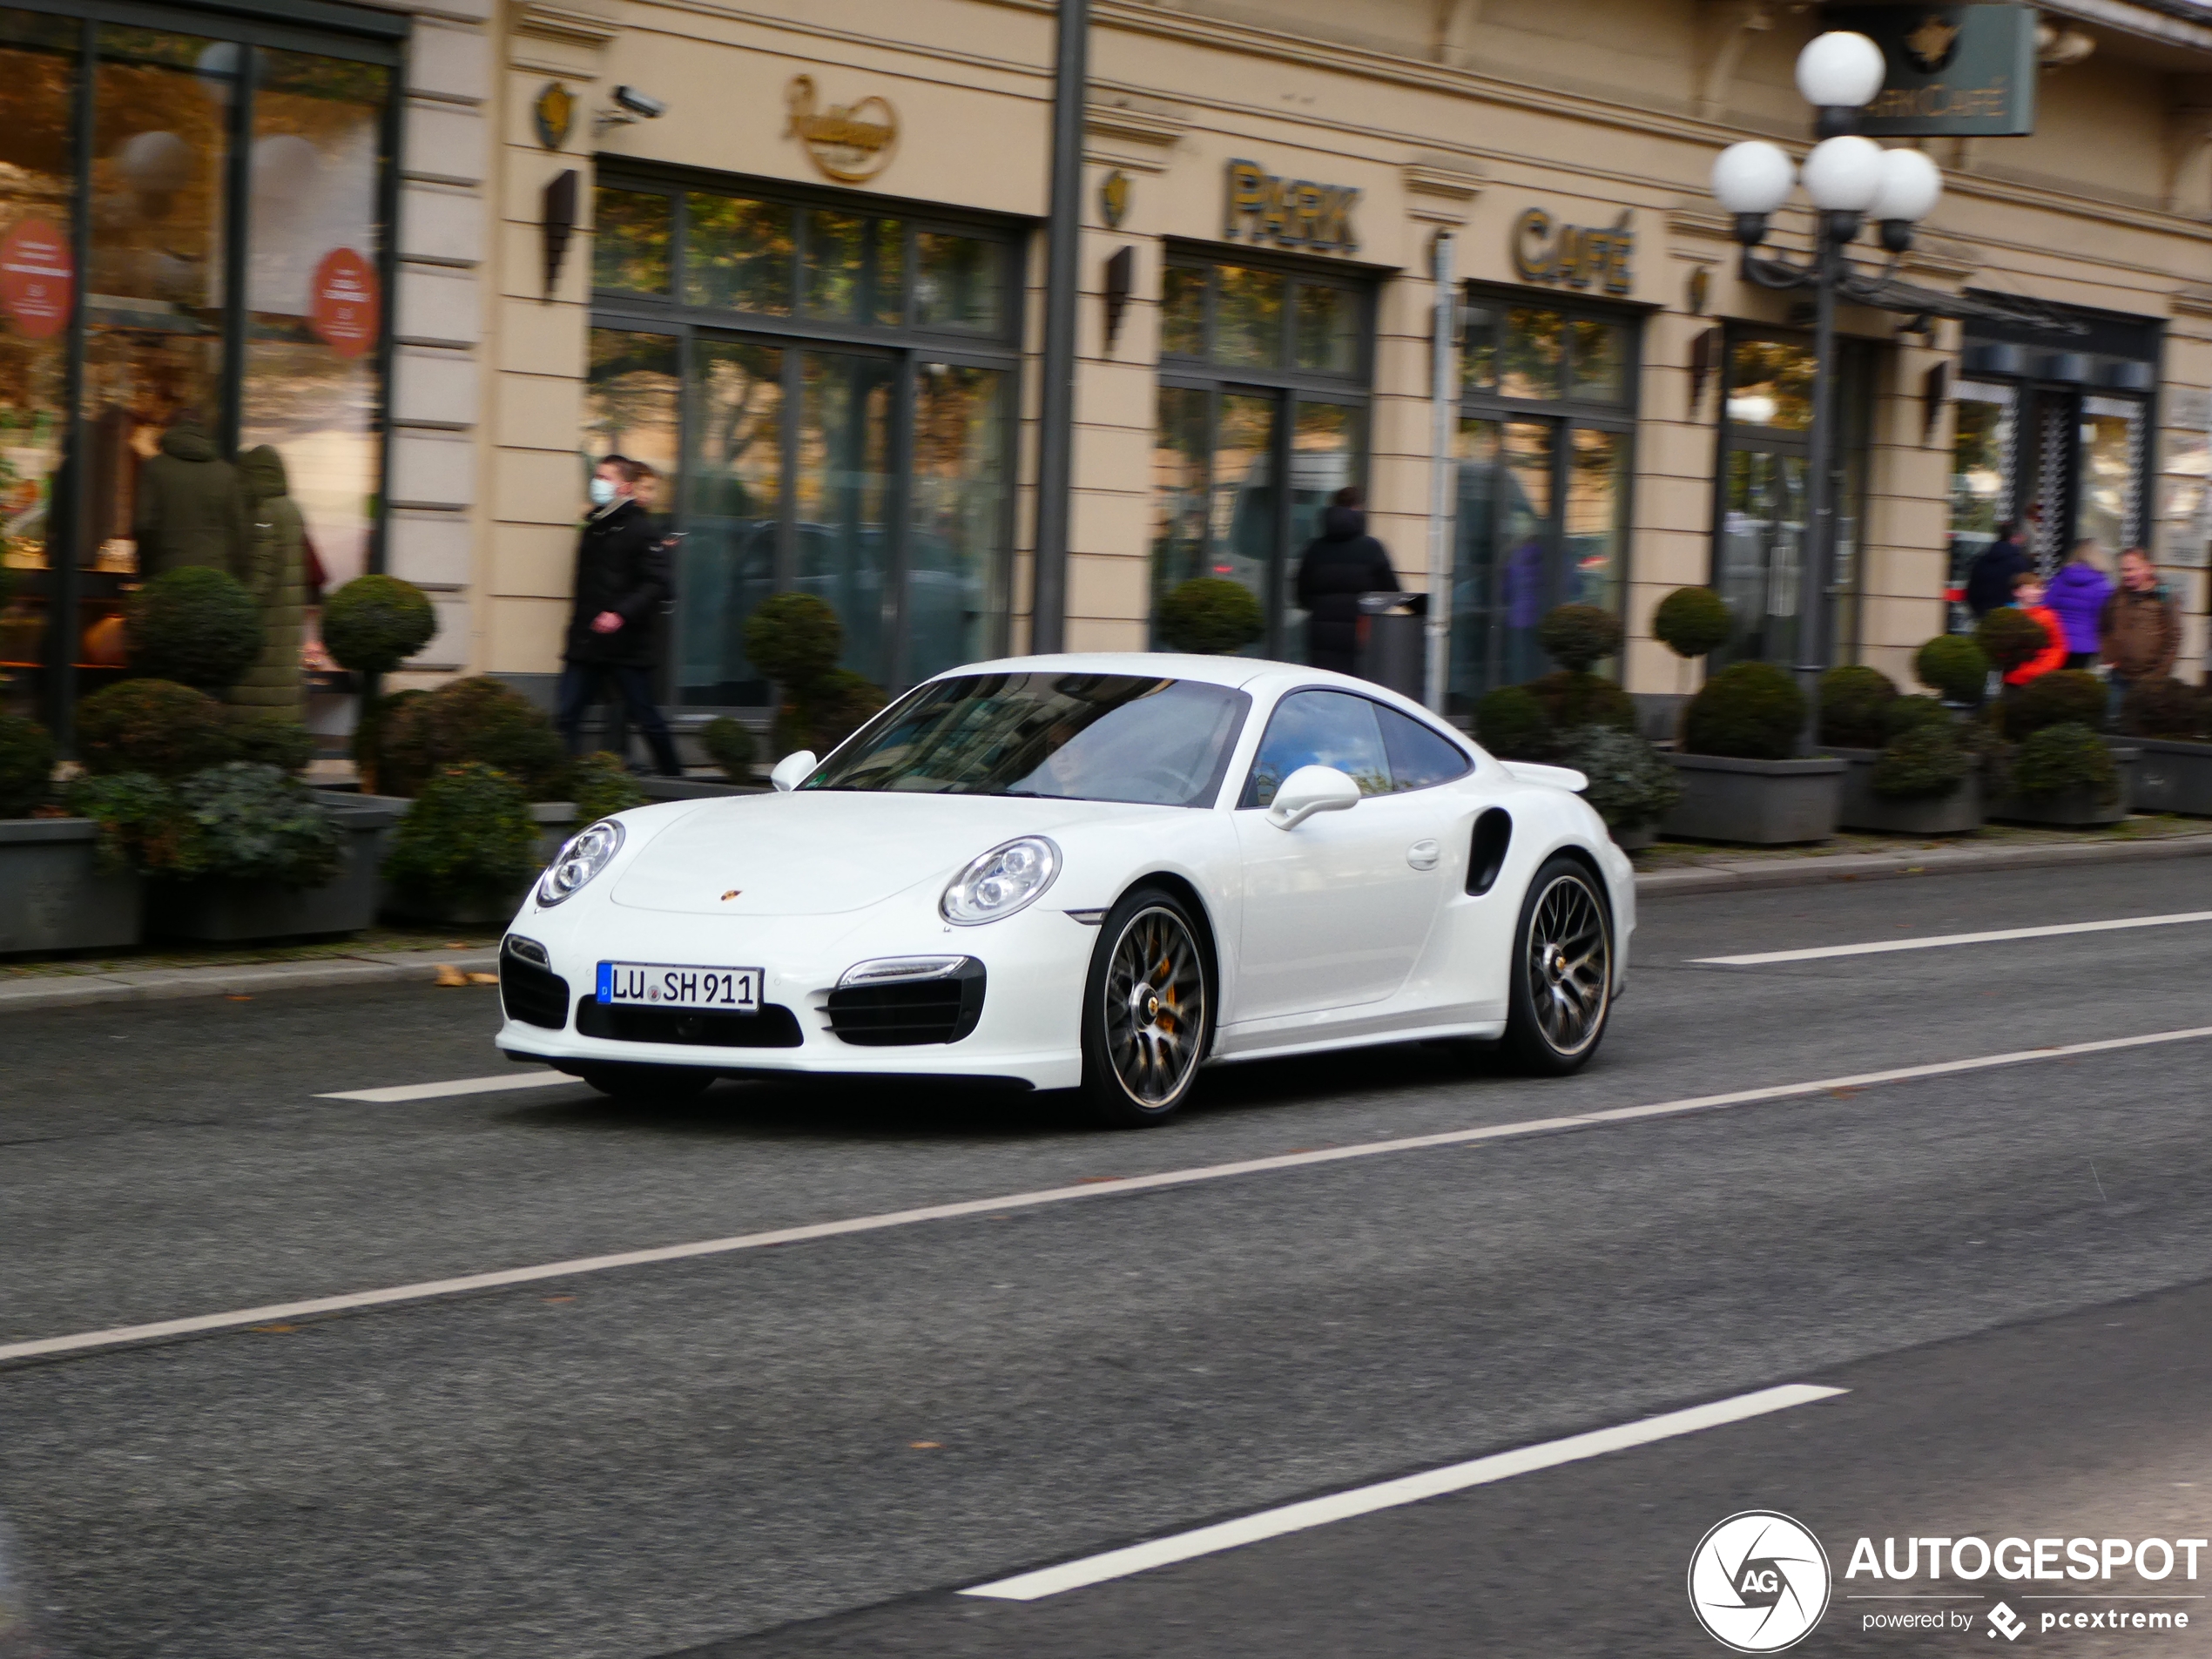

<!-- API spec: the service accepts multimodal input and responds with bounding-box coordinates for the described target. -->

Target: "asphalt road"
[3,859,2209,1657]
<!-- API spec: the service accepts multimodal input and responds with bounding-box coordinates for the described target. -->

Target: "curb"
[0,948,502,1015]
[1635,830,2212,898]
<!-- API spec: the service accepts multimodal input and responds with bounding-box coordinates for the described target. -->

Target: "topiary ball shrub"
[1475,685,1554,760]
[167,763,342,887]
[1975,606,2050,676]
[792,666,887,755]
[569,750,645,823]
[1525,670,1637,736]
[2010,721,2118,803]
[1817,664,1898,749]
[382,762,541,914]
[1683,661,1805,760]
[1653,586,1733,660]
[1884,694,1952,738]
[701,715,756,783]
[0,713,56,818]
[1157,577,1264,655]
[321,575,437,677]
[227,713,316,774]
[744,591,844,694]
[65,772,179,875]
[1871,724,1972,800]
[2006,668,2105,739]
[1555,724,1682,833]
[1536,604,1623,673]
[1914,633,1990,703]
[129,567,263,691]
[2120,676,2210,741]
[377,676,568,799]
[77,679,237,778]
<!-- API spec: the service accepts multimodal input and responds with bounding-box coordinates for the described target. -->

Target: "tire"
[578,1062,716,1102]
[1078,885,1215,1128]
[1501,854,1615,1076]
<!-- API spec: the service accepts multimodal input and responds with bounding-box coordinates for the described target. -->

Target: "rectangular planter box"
[0,819,143,954]
[146,797,402,942]
[2128,738,2212,817]
[1659,753,1846,845]
[1824,745,1984,835]
[1986,743,2137,828]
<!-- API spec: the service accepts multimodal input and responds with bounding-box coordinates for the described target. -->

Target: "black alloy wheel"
[1079,885,1213,1127]
[577,1062,717,1103]
[1501,855,1614,1075]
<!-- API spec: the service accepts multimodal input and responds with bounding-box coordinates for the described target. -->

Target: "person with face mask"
[556,455,682,776]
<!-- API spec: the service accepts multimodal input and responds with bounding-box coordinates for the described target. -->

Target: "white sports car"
[496,653,1634,1126]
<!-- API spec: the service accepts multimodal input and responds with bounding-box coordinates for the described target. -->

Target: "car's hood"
[609,790,1184,915]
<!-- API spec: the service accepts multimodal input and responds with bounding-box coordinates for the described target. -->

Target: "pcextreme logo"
[1689,1511,1832,1652]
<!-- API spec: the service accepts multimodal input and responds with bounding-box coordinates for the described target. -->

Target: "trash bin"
[1354,591,1427,699]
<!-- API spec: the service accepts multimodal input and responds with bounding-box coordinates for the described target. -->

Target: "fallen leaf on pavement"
[466,972,499,985]
[226,994,253,1001]
[909,1441,941,1450]
[434,964,469,987]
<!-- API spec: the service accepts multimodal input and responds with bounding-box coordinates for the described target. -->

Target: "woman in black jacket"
[1294,486,1399,676]
[556,455,683,776]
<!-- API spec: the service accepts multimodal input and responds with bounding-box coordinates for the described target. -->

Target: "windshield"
[806,672,1251,806]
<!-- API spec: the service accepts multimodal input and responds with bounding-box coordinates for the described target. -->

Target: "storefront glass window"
[914,233,998,332]
[1500,307,1563,401]
[685,192,792,314]
[2159,425,2209,571]
[1946,381,2013,628]
[1214,266,1285,368]
[1725,340,1814,430]
[1160,266,1204,359]
[909,362,1007,678]
[2078,396,2142,557]
[1294,283,1357,374]
[678,336,777,705]
[1570,320,1629,403]
[595,188,671,295]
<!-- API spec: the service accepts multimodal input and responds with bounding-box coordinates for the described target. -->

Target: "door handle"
[1406,839,1440,871]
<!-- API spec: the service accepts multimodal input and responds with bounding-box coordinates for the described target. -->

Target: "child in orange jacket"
[2003,570,2068,686]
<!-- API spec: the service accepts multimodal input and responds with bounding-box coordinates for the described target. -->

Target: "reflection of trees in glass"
[1150,385,1209,608]
[1295,284,1355,373]
[685,341,776,518]
[1727,340,1814,430]
[592,187,669,294]
[2079,409,2137,555]
[1161,266,1205,358]
[805,209,867,320]
[1564,427,1622,612]
[585,328,679,486]
[1213,265,1284,368]
[685,192,791,314]
[909,363,1006,676]
[0,36,78,580]
[1501,307,1564,400]
[1949,397,2008,538]
[915,233,998,331]
[1211,393,1276,585]
[1460,307,1498,395]
[1570,320,1626,402]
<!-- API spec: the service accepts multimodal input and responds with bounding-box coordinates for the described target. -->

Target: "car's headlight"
[536,819,624,907]
[941,836,1060,926]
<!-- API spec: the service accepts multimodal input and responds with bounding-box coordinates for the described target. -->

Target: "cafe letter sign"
[1224,159,1359,253]
[1831,4,2037,137]
[1512,207,1634,294]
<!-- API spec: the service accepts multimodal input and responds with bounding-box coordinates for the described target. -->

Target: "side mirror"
[1267,764,1362,830]
[769,750,818,792]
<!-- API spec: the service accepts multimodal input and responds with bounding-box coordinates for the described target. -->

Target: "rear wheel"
[1078,886,1213,1128]
[577,1062,716,1102]
[1501,856,1614,1075]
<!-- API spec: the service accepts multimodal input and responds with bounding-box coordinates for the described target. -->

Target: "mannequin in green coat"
[133,420,248,580]
[230,445,307,722]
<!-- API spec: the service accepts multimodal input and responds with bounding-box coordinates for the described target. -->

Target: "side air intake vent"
[1467,808,1512,896]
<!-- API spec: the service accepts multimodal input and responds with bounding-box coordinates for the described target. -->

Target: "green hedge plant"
[1974,607,2049,676]
[382,762,541,914]
[128,567,262,691]
[1871,724,1972,799]
[1914,634,1990,704]
[77,680,237,778]
[700,715,756,782]
[1683,661,1805,760]
[1652,586,1731,661]
[2119,676,2209,741]
[1883,694,1952,738]
[2006,668,2105,739]
[1536,604,1623,673]
[227,712,317,774]
[321,575,437,676]
[1475,685,1554,760]
[569,750,645,823]
[1556,723,1681,833]
[741,591,887,755]
[67,763,341,887]
[1157,577,1264,655]
[0,713,55,818]
[1817,664,1898,749]
[2009,721,2118,803]
[377,676,568,799]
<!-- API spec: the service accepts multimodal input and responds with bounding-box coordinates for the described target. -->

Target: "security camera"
[612,85,665,119]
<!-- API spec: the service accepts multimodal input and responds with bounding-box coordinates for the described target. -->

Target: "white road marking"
[316,1071,576,1103]
[8,1022,2211,1366]
[1695,909,2212,967]
[961,1383,1849,1601]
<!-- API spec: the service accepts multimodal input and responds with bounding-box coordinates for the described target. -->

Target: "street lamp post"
[1708,31,1944,751]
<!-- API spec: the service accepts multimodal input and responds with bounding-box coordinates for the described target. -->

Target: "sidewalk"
[2,819,2207,1015]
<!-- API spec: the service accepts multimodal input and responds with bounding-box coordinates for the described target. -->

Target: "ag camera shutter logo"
[1689,1511,1832,1652]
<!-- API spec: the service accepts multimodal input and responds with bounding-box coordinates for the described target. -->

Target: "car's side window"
[1375,705,1473,792]
[1240,691,1392,809]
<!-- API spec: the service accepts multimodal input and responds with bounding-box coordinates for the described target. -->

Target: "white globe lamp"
[1867,146,1943,223]
[1796,31,1887,111]
[1800,134,1885,213]
[1710,141,1796,215]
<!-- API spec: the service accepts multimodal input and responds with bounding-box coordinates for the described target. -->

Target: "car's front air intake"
[499,947,570,1029]
[575,999,805,1048]
[826,960,986,1046]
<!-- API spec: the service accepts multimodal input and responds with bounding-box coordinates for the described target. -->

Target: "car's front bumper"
[491,889,1091,1090]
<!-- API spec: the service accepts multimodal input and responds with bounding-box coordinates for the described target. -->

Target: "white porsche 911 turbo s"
[495,653,1634,1126]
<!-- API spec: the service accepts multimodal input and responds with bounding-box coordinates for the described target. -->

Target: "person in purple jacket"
[2044,538,2114,669]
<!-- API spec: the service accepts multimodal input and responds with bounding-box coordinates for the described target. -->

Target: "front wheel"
[1078,886,1214,1128]
[1501,855,1614,1076]
[577,1062,716,1103]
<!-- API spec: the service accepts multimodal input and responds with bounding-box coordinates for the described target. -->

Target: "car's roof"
[936,651,1431,710]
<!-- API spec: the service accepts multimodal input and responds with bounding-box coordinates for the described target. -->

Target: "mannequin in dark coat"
[556,456,682,775]
[1294,487,1399,676]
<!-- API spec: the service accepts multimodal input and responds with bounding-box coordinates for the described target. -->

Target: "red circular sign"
[0,217,72,340]
[309,246,379,359]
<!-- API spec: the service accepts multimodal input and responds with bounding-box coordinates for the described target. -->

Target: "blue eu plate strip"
[596,961,613,1002]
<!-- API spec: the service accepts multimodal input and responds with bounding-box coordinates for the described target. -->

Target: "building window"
[0,3,401,732]
[589,173,1021,705]
[1448,293,1636,711]
[1945,381,2015,628]
[1150,252,1372,661]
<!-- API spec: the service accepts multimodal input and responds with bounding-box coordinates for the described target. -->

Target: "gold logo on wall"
[533,81,575,151]
[785,76,899,184]
[1100,168,1131,230]
[1904,14,1960,71]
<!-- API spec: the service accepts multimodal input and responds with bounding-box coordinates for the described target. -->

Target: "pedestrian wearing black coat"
[556,455,683,776]
[1963,520,2029,617]
[1294,486,1399,677]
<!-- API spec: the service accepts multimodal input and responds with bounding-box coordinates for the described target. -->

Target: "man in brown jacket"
[2100,546,2181,714]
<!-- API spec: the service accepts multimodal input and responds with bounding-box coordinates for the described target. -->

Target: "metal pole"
[1797,216,1842,752]
[1424,231,1455,713]
[1029,0,1088,657]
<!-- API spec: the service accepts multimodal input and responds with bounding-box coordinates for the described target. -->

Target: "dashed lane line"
[1694,910,2212,967]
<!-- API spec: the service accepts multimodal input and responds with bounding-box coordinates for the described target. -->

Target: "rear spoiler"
[1501,761,1588,794]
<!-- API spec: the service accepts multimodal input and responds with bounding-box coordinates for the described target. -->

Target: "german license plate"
[597,961,761,1013]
